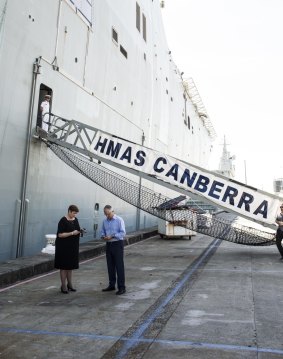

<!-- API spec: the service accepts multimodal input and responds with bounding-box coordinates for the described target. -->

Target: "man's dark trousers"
[106,241,125,290]
[276,229,283,258]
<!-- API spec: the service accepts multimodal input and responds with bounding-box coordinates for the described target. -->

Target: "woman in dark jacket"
[55,205,81,293]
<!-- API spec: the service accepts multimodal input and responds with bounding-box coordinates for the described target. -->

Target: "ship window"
[188,115,191,129]
[136,2,141,32]
[112,27,118,44]
[142,13,147,42]
[120,45,128,58]
[68,0,93,26]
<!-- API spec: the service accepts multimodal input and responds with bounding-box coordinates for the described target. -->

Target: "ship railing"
[37,112,90,144]
[182,77,216,139]
[37,114,100,157]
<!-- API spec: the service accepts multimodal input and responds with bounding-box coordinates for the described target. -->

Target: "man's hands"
[73,230,80,236]
[103,236,113,241]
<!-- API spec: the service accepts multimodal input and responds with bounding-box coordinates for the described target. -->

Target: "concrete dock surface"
[0,233,283,358]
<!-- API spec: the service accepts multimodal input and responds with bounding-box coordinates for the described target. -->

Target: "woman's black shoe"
[61,286,69,294]
[67,284,77,292]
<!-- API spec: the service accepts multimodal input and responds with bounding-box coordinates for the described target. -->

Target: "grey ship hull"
[0,0,214,261]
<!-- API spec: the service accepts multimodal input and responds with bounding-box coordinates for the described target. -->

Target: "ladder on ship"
[37,115,281,247]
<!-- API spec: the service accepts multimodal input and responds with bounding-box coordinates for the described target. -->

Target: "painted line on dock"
[1,327,283,355]
[0,237,152,293]
[202,268,283,273]
[110,237,222,359]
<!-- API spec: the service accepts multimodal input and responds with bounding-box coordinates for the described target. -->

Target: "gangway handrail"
[37,116,282,230]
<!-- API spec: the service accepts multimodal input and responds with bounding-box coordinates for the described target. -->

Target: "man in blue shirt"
[101,205,126,295]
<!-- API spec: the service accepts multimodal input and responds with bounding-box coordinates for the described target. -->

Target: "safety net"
[49,143,276,246]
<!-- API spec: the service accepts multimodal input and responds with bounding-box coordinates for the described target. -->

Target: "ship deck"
[1,232,283,358]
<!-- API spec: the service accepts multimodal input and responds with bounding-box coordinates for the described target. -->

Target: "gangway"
[37,116,282,247]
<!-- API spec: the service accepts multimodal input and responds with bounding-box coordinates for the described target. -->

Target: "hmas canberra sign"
[90,131,280,226]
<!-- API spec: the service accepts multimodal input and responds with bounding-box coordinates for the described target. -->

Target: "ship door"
[36,84,53,129]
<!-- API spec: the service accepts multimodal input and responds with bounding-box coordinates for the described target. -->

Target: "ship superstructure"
[274,178,283,195]
[216,136,235,178]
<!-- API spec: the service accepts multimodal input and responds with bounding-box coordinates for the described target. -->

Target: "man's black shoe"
[116,289,126,295]
[102,286,115,292]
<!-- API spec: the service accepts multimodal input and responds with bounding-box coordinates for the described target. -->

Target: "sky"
[162,0,283,192]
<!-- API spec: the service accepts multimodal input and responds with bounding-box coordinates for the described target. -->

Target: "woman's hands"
[58,230,81,238]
